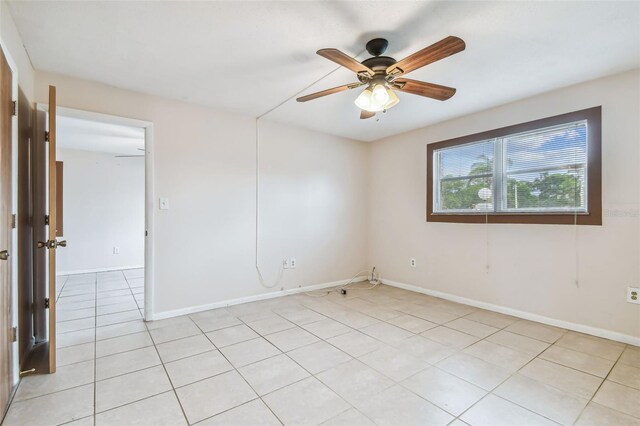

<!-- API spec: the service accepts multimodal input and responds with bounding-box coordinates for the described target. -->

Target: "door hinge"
[44,215,49,225]
[10,326,16,342]
[44,298,50,309]
[12,101,16,116]
[45,131,50,142]
[11,214,16,229]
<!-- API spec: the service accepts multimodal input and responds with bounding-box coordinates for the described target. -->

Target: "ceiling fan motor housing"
[366,38,389,56]
[363,38,397,77]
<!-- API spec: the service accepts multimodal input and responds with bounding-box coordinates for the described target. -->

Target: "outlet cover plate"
[627,287,639,304]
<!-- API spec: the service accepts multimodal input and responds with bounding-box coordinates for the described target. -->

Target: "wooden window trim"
[426,106,602,225]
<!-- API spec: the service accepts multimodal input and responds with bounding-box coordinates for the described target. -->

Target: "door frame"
[38,105,155,320]
[0,40,19,400]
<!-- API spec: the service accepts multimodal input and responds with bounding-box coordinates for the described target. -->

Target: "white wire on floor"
[304,267,381,297]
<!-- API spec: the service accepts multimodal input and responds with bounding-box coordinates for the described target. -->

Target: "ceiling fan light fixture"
[384,88,400,110]
[371,84,389,104]
[354,83,399,113]
[354,87,375,111]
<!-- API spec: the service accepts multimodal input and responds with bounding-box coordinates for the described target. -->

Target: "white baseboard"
[57,265,144,276]
[148,276,367,321]
[382,278,640,347]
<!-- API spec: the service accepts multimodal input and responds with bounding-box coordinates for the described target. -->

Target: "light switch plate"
[159,198,169,210]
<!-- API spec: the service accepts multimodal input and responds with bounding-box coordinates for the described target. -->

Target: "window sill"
[426,212,601,225]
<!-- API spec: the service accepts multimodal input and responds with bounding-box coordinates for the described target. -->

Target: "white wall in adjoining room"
[368,69,640,341]
[56,148,145,275]
[34,71,370,318]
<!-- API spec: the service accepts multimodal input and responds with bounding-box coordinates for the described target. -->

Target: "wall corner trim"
[382,278,640,347]
[147,276,367,321]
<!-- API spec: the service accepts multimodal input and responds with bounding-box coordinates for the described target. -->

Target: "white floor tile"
[165,350,233,388]
[96,346,161,380]
[206,324,258,348]
[460,394,556,426]
[359,346,429,381]
[176,370,256,424]
[156,333,215,363]
[288,341,352,374]
[239,353,309,395]
[14,360,94,401]
[316,359,394,406]
[263,377,350,426]
[354,385,453,426]
[3,384,94,426]
[494,374,589,425]
[401,367,486,416]
[96,365,172,412]
[96,331,154,358]
[220,337,281,367]
[198,399,281,426]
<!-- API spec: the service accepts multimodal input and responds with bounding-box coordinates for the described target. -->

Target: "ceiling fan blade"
[387,36,465,76]
[393,79,456,101]
[296,82,363,102]
[317,49,375,77]
[360,110,375,120]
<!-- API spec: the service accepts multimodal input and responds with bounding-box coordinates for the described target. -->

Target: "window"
[427,107,601,225]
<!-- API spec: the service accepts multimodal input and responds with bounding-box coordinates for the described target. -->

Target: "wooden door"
[25,86,60,374]
[46,86,58,373]
[32,109,46,344]
[17,88,34,368]
[0,47,14,414]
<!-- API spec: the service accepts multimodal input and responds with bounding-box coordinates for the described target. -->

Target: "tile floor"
[2,269,639,426]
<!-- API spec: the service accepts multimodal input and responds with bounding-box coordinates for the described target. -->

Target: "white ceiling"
[57,115,145,156]
[9,1,640,142]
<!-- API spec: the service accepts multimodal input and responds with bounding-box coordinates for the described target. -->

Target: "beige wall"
[34,66,639,340]
[368,70,640,340]
[35,71,369,317]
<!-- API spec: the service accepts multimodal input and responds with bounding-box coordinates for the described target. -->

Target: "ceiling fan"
[115,148,145,158]
[296,36,465,119]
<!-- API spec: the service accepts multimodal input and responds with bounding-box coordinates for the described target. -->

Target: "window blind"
[433,120,588,214]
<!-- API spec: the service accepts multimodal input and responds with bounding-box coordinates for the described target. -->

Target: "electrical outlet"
[113,246,120,254]
[627,287,639,304]
[290,258,296,269]
[282,259,289,269]
[159,198,169,210]
[410,258,416,268]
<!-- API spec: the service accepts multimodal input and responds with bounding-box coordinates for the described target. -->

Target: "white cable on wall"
[254,50,367,289]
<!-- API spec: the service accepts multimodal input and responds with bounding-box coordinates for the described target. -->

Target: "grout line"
[573,344,628,422]
[92,272,98,426]
[193,312,289,425]
[137,286,190,424]
[54,274,70,303]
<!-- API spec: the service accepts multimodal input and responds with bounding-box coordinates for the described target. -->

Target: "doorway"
[54,107,154,322]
